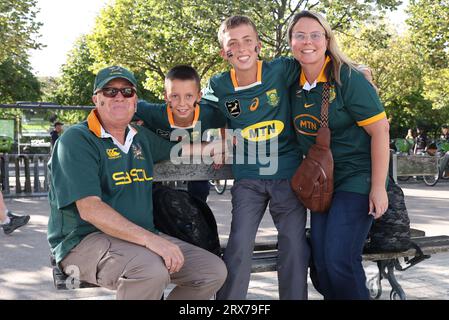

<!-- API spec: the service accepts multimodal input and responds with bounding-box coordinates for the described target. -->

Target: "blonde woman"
[288,11,390,299]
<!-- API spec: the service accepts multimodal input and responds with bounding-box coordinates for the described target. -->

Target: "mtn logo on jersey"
[106,148,121,160]
[266,89,279,107]
[293,114,319,136]
[241,120,285,142]
[225,99,241,117]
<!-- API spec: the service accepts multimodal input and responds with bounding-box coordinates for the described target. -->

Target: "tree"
[0,56,41,103]
[407,0,449,121]
[0,0,42,64]
[407,0,449,69]
[86,0,401,97]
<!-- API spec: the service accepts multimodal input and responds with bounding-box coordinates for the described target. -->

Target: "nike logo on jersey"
[304,103,315,109]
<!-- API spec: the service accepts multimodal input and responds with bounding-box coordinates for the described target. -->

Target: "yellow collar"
[230,60,263,91]
[300,56,331,87]
[167,104,201,129]
[87,109,103,138]
[87,109,137,153]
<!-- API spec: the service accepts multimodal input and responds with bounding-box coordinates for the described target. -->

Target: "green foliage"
[338,22,446,137]
[85,0,400,98]
[50,36,96,106]
[407,0,449,68]
[0,0,42,64]
[0,56,41,104]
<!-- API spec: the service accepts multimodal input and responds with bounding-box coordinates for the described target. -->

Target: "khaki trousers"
[60,232,227,300]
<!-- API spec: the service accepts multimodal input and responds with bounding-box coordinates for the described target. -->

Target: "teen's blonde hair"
[287,10,357,85]
[217,15,259,48]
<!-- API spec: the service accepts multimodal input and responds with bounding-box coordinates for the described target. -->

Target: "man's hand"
[144,234,185,274]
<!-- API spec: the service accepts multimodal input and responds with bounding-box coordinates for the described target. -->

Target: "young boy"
[136,65,227,202]
[202,15,309,300]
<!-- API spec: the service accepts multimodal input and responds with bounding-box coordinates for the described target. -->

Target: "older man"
[47,66,226,300]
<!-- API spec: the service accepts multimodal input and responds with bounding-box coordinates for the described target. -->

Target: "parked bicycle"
[422,140,449,186]
[208,179,227,195]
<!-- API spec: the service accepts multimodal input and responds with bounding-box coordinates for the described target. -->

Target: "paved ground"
[1,181,448,300]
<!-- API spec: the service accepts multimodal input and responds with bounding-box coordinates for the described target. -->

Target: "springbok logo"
[241,120,284,142]
[293,114,320,136]
[225,99,241,117]
[266,89,279,107]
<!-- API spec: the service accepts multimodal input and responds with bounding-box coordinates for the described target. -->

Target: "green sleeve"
[201,78,220,108]
[50,127,102,209]
[340,66,385,124]
[136,100,165,126]
[273,56,301,87]
[199,101,226,129]
[138,126,176,163]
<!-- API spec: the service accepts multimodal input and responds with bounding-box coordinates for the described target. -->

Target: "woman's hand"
[369,186,388,219]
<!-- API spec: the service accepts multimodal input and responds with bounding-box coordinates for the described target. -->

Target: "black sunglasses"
[98,87,136,98]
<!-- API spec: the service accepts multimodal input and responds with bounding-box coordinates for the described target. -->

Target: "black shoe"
[2,213,30,235]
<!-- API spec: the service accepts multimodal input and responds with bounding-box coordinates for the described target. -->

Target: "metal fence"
[0,153,50,198]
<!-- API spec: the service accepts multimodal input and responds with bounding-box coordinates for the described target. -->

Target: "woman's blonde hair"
[287,10,357,85]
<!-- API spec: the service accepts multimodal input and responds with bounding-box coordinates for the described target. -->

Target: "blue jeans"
[310,191,373,300]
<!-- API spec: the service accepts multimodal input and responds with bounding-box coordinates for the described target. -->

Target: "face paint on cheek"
[100,101,105,106]
[226,50,234,58]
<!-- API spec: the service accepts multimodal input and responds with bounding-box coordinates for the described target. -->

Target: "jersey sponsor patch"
[106,148,121,160]
[293,114,319,136]
[241,120,285,142]
[225,99,241,117]
[112,169,153,186]
[266,89,279,107]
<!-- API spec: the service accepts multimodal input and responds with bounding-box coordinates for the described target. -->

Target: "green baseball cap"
[93,66,138,94]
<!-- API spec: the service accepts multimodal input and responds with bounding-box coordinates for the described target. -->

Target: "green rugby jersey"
[291,57,386,195]
[136,100,226,142]
[47,110,174,263]
[202,57,302,180]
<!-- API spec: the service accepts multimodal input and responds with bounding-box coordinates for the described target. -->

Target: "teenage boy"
[136,65,227,202]
[202,15,309,300]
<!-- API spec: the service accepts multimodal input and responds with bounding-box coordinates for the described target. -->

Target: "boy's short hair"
[217,15,259,47]
[165,65,201,91]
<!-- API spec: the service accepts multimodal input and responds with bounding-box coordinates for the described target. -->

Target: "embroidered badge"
[266,89,279,107]
[329,85,336,103]
[156,129,170,139]
[106,148,121,160]
[225,99,241,117]
[132,144,145,160]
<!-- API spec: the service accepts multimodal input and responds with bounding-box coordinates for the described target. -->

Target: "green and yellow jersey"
[47,110,174,263]
[202,57,302,180]
[136,101,227,142]
[291,57,386,195]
